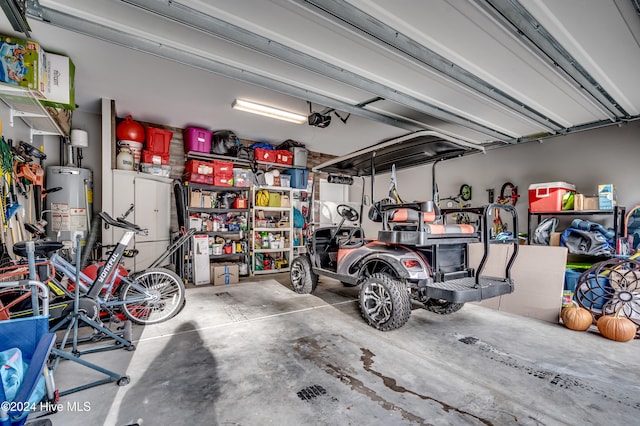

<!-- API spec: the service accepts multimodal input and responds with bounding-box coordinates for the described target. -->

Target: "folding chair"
[0,281,55,426]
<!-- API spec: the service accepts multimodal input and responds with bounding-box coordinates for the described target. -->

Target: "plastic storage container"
[233,168,253,187]
[213,160,234,176]
[145,127,173,153]
[184,127,212,153]
[276,150,293,165]
[292,147,308,168]
[140,163,171,177]
[185,172,214,185]
[185,159,214,176]
[141,150,170,165]
[280,175,291,188]
[528,182,576,212]
[254,147,277,163]
[285,169,310,189]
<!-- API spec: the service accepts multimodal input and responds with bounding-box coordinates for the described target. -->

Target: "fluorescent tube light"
[232,99,306,124]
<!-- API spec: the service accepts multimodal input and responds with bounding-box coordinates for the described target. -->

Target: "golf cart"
[290,130,519,331]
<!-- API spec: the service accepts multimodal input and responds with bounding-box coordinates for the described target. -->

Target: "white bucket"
[118,140,143,166]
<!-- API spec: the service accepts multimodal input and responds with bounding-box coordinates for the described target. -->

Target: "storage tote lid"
[528,182,576,191]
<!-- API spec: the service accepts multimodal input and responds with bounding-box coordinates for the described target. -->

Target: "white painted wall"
[354,120,640,238]
[0,105,102,213]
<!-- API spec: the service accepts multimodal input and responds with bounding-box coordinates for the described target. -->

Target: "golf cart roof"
[313,130,485,176]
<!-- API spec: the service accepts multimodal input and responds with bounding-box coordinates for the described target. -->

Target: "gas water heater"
[45,166,93,247]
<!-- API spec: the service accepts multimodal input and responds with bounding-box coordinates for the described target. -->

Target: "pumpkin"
[561,301,593,331]
[596,309,637,342]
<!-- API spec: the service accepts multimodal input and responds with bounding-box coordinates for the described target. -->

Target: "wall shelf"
[0,84,66,141]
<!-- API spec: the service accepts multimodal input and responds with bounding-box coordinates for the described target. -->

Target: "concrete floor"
[45,274,639,426]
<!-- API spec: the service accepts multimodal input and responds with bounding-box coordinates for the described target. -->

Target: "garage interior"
[0,1,639,425]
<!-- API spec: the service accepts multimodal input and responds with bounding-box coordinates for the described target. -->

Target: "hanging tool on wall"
[0,136,14,264]
[12,140,62,236]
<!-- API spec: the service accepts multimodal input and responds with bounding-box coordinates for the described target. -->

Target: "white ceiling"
[3,0,640,155]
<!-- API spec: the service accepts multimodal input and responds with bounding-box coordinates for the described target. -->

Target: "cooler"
[528,181,576,212]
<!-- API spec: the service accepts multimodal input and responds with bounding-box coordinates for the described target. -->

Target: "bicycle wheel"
[118,268,185,324]
[459,184,472,202]
[499,182,519,206]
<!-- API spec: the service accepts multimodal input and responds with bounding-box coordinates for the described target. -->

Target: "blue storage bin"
[564,269,582,292]
[285,169,309,189]
[576,273,611,311]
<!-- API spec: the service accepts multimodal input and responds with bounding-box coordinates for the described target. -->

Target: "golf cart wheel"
[290,256,318,294]
[359,273,411,331]
[423,299,464,315]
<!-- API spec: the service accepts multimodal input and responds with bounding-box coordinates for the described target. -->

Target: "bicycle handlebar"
[99,212,149,235]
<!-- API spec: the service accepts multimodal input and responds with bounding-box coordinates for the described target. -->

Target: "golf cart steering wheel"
[336,204,359,222]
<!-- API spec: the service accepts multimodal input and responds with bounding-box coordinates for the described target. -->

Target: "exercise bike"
[2,212,186,328]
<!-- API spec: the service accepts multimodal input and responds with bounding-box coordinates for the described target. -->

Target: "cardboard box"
[188,216,203,231]
[190,189,202,207]
[201,191,212,208]
[470,243,568,323]
[211,263,239,285]
[550,232,562,246]
[41,51,75,110]
[574,194,599,211]
[0,35,45,96]
[598,184,616,210]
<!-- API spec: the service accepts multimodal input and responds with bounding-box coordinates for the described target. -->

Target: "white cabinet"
[252,186,293,274]
[107,170,172,272]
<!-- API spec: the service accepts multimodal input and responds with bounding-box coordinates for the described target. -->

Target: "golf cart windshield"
[313,130,484,176]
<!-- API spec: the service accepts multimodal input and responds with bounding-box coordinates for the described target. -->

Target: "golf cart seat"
[373,201,481,246]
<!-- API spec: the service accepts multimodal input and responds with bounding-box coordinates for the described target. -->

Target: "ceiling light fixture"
[231,99,306,124]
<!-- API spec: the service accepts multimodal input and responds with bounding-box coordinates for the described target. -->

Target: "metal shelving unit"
[182,180,251,282]
[251,186,293,275]
[527,206,626,247]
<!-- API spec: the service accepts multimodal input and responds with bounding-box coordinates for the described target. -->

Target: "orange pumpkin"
[597,309,637,342]
[561,301,593,331]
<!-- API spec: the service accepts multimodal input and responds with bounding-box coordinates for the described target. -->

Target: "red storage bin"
[213,160,234,176]
[145,127,173,154]
[184,127,212,153]
[185,159,214,176]
[528,182,576,212]
[185,172,214,185]
[214,174,233,186]
[276,150,293,165]
[141,150,170,165]
[254,147,276,163]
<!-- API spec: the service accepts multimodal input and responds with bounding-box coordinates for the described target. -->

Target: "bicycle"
[493,182,520,237]
[439,184,474,225]
[5,212,186,326]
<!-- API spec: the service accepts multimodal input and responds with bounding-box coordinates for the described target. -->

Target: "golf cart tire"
[423,299,464,315]
[290,256,318,294]
[359,273,411,331]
